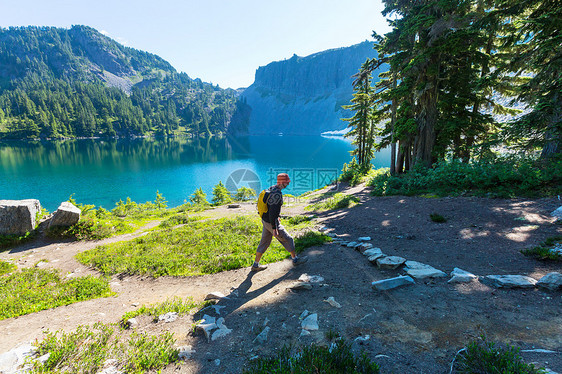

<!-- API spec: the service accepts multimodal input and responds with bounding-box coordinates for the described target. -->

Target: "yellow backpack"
[257,189,269,218]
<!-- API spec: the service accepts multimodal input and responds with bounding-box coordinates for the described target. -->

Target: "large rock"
[301,314,319,331]
[480,275,537,289]
[0,343,36,373]
[48,202,81,228]
[0,199,41,235]
[372,275,415,291]
[537,272,562,290]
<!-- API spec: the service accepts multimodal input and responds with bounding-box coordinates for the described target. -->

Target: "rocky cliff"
[240,41,383,135]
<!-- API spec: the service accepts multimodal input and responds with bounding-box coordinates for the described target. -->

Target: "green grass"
[306,193,360,212]
[120,296,200,326]
[77,215,325,278]
[0,260,16,275]
[521,236,562,261]
[31,322,178,374]
[243,340,379,374]
[454,338,546,373]
[0,268,113,320]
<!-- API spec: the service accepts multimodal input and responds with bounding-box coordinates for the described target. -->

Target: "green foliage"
[285,215,313,226]
[0,231,36,250]
[0,260,16,275]
[0,268,112,320]
[120,296,199,326]
[154,190,167,209]
[455,337,546,373]
[521,236,562,261]
[243,340,379,374]
[0,26,250,140]
[430,213,447,223]
[368,156,562,198]
[235,186,257,201]
[46,216,133,241]
[340,158,372,186]
[211,181,232,205]
[76,215,317,278]
[190,187,209,205]
[31,322,179,374]
[306,193,360,212]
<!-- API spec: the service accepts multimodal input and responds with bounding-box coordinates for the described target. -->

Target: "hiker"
[251,173,307,272]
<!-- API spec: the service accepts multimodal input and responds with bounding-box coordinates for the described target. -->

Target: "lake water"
[0,136,390,212]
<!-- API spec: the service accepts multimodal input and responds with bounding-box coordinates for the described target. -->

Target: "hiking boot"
[251,264,268,272]
[292,256,308,266]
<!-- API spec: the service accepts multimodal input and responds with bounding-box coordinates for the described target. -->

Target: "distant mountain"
[239,41,384,136]
[0,25,250,139]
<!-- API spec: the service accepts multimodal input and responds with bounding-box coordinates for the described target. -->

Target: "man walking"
[251,173,307,272]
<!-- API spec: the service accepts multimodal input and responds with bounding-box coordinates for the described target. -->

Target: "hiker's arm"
[268,192,282,230]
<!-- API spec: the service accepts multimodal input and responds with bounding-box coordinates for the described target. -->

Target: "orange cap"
[277,173,291,184]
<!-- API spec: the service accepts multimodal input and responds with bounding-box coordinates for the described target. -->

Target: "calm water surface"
[0,136,390,212]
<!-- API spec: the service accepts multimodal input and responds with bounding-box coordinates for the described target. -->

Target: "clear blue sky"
[0,0,390,89]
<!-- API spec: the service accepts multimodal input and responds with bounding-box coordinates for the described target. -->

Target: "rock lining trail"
[1,184,562,373]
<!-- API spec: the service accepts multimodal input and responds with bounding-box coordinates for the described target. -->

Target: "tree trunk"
[390,73,398,175]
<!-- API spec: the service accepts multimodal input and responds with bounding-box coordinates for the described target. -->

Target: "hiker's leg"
[275,223,297,258]
[254,221,273,262]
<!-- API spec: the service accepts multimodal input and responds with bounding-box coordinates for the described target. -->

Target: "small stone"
[551,206,562,220]
[324,296,341,308]
[372,275,415,291]
[339,241,350,246]
[363,248,383,257]
[37,353,50,364]
[357,243,373,252]
[299,310,310,319]
[126,318,138,328]
[301,313,319,330]
[537,272,562,290]
[354,335,370,342]
[298,274,325,283]
[253,326,270,344]
[158,312,178,323]
[404,261,446,279]
[358,237,371,241]
[214,359,221,366]
[448,268,477,283]
[480,275,537,289]
[204,292,229,301]
[346,241,359,248]
[299,329,311,338]
[227,204,241,208]
[178,345,195,360]
[212,326,232,341]
[289,282,313,290]
[368,253,385,263]
[212,305,226,314]
[376,256,406,269]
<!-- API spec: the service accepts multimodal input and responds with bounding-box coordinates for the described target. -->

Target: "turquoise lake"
[0,136,391,212]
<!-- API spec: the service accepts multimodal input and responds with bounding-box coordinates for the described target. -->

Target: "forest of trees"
[0,26,249,139]
[346,0,560,173]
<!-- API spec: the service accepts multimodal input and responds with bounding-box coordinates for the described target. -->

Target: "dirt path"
[1,186,562,373]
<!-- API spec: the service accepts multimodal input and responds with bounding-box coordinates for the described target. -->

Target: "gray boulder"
[537,272,562,290]
[480,275,537,289]
[372,275,415,291]
[448,268,477,283]
[0,199,41,235]
[48,202,81,228]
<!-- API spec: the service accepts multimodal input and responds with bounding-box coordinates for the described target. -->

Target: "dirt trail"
[1,185,562,373]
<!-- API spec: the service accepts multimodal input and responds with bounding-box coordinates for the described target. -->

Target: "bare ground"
[1,184,561,373]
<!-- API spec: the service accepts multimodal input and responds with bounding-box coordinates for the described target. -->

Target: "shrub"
[454,338,546,373]
[0,231,36,250]
[0,260,16,275]
[243,340,379,374]
[340,158,372,186]
[430,213,447,223]
[235,186,257,201]
[307,193,360,212]
[120,296,199,326]
[368,155,562,198]
[212,181,232,205]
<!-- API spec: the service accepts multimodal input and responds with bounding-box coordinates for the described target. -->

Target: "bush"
[340,158,372,186]
[454,337,546,373]
[0,231,36,250]
[190,187,209,205]
[235,186,257,201]
[307,193,360,212]
[244,340,379,374]
[120,296,199,326]
[0,260,16,275]
[368,155,562,198]
[521,236,562,261]
[212,181,232,205]
[430,213,447,223]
